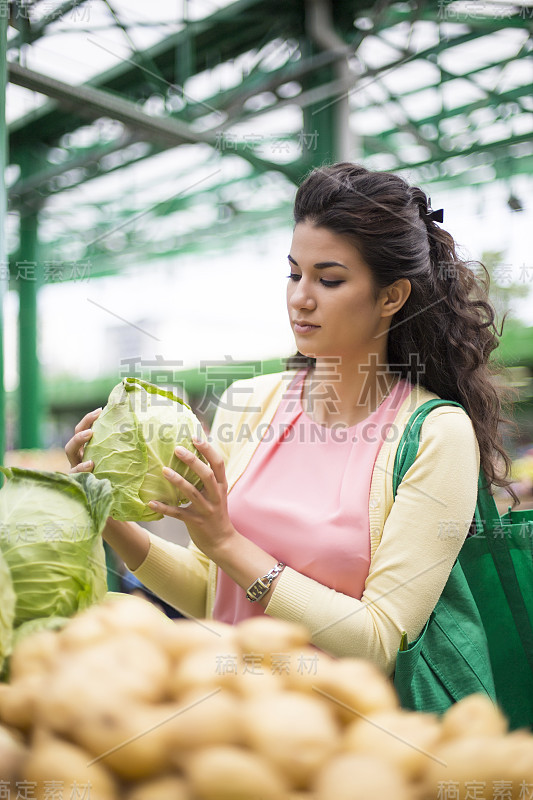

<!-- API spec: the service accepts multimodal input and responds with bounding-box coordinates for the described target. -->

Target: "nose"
[287,276,317,311]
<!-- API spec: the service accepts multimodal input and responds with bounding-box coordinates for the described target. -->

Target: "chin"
[296,347,318,359]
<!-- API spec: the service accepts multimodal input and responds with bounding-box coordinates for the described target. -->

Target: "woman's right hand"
[64,407,151,571]
[64,408,102,474]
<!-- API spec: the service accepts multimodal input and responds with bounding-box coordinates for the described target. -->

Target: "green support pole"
[300,51,343,175]
[0,10,8,463]
[18,204,41,449]
[305,68,338,168]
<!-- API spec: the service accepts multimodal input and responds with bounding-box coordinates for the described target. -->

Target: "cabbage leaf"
[84,377,207,521]
[0,468,112,626]
[0,549,15,674]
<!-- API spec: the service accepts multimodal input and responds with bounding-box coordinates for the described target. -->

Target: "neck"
[303,352,398,428]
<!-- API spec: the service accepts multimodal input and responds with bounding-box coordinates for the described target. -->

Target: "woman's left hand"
[148,438,235,558]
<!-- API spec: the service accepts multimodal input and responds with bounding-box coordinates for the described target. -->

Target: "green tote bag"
[392,399,533,731]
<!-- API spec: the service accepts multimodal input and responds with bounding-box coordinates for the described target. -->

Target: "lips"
[293,320,320,334]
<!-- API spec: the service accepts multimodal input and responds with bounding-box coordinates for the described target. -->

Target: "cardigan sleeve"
[264,407,481,676]
[132,536,211,619]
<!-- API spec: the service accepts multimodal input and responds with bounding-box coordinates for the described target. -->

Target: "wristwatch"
[246,562,286,602]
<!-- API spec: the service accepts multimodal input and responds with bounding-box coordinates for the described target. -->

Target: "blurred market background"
[1,0,533,533]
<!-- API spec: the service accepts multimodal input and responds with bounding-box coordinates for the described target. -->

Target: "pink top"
[213,370,414,624]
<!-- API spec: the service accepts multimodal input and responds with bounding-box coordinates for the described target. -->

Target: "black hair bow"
[423,198,444,223]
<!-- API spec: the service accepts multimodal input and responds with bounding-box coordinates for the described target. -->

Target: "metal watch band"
[246,562,285,602]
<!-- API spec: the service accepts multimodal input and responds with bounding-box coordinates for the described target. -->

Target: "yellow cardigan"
[133,370,480,675]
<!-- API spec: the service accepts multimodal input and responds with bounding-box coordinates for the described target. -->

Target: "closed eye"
[286,273,344,288]
[320,279,344,288]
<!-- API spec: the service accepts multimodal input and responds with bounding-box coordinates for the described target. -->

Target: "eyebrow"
[287,254,349,270]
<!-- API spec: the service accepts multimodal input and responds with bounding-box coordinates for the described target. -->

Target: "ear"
[380,278,411,318]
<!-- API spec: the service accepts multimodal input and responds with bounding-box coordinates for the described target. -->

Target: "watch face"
[246,577,269,602]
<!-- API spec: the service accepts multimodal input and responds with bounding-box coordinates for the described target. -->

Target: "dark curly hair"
[287,162,518,501]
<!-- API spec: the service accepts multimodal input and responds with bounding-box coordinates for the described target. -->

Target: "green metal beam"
[378,3,531,31]
[349,51,531,118]
[8,133,143,209]
[9,64,531,209]
[8,0,91,49]
[34,202,294,282]
[375,85,533,139]
[7,1,532,205]
[372,130,533,172]
[7,61,213,149]
[7,3,531,156]
[7,60,303,196]
[0,11,7,462]
[7,0,289,149]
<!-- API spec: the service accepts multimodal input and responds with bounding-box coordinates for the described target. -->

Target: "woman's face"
[287,221,390,362]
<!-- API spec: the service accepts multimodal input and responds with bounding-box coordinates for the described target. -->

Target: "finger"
[74,407,102,435]
[173,445,214,485]
[191,438,226,485]
[162,466,205,506]
[64,428,94,467]
[148,499,185,519]
[69,461,94,474]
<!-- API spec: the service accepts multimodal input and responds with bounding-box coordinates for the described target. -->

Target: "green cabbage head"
[84,377,207,521]
[0,468,112,627]
[0,549,15,674]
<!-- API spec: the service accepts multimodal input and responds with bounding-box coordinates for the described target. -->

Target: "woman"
[66,162,516,676]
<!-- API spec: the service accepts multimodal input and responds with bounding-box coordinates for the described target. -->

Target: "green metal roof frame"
[6,0,533,261]
[3,0,533,450]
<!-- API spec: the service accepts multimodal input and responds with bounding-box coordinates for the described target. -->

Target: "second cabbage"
[85,378,208,521]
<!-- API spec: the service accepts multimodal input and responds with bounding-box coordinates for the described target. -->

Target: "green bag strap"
[392,398,533,676]
[392,399,464,497]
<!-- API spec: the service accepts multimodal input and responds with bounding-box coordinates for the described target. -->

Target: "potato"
[423,735,533,797]
[74,701,173,781]
[168,645,242,698]
[288,794,316,800]
[97,593,179,640]
[34,633,170,737]
[314,753,413,800]
[242,690,340,789]
[37,631,171,728]
[504,731,533,784]
[78,632,171,700]
[9,629,60,680]
[0,675,44,732]
[0,723,26,782]
[34,663,127,736]
[59,594,177,655]
[343,709,442,782]
[165,688,244,761]
[164,619,239,662]
[235,617,310,667]
[185,745,289,800]
[283,646,336,691]
[58,606,110,650]
[123,775,192,800]
[229,666,284,698]
[169,639,284,699]
[440,693,508,741]
[23,731,117,800]
[304,657,399,724]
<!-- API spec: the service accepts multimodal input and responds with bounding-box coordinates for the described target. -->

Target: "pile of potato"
[0,594,532,800]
